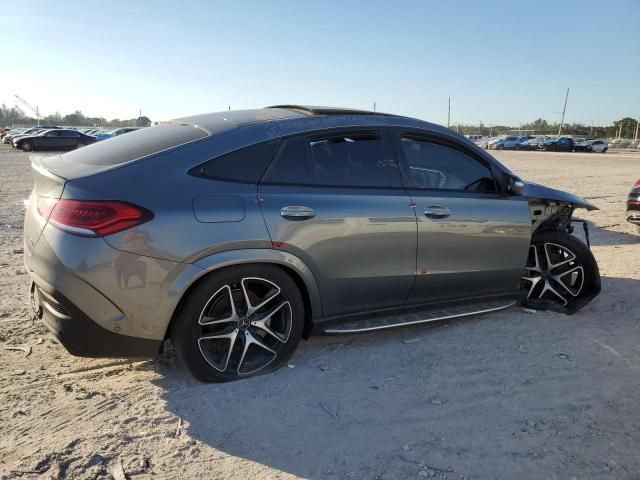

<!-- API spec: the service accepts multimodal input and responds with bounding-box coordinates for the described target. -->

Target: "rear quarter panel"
[61,132,274,263]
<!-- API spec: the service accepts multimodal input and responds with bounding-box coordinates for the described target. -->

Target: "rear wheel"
[21,142,33,152]
[521,230,600,313]
[171,265,305,382]
[75,142,85,149]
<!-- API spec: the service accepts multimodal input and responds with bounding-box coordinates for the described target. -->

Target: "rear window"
[62,123,208,165]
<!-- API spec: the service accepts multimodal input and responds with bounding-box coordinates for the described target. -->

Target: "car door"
[259,128,417,317]
[391,129,532,306]
[42,130,62,149]
[59,130,79,148]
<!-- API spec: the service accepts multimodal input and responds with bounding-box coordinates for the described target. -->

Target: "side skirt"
[321,299,516,334]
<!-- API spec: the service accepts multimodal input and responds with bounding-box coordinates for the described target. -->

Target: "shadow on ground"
[151,276,640,479]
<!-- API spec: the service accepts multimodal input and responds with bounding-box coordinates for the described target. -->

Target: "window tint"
[193,140,280,183]
[400,135,496,192]
[263,137,315,185]
[45,131,60,137]
[264,130,401,188]
[60,130,80,138]
[64,123,208,165]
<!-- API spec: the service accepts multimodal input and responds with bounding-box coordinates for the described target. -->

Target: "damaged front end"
[525,182,597,245]
[520,182,601,314]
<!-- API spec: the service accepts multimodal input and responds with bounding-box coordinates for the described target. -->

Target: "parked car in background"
[2,129,24,143]
[610,139,632,149]
[9,127,47,145]
[14,129,97,151]
[4,126,61,145]
[627,180,640,233]
[23,105,601,382]
[518,137,543,150]
[466,134,483,143]
[488,135,530,150]
[95,127,141,141]
[574,139,608,153]
[539,137,575,152]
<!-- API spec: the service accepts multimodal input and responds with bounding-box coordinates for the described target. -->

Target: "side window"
[310,131,399,187]
[399,134,496,192]
[263,137,315,185]
[45,131,60,137]
[191,140,280,183]
[61,131,80,138]
[263,130,401,188]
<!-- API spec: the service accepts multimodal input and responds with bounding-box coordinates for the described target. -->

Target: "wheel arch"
[164,249,322,340]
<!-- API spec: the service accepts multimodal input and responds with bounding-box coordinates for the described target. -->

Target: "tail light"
[633,179,640,189]
[37,197,153,236]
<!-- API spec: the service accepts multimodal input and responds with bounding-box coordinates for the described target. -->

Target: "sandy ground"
[1,145,639,480]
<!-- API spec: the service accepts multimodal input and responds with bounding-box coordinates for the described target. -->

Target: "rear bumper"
[30,277,161,358]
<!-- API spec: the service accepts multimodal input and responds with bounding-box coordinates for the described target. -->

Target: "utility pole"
[635,119,639,144]
[373,102,376,112]
[557,88,569,137]
[447,97,451,128]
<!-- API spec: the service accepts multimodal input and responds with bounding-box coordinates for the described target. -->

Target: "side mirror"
[507,175,525,196]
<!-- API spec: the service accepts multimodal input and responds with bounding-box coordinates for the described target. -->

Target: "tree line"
[0,105,151,128]
[454,117,639,139]
[2,104,637,139]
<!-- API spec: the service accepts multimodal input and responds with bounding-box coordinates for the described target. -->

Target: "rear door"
[59,130,80,148]
[41,130,62,148]
[259,128,417,317]
[391,129,531,306]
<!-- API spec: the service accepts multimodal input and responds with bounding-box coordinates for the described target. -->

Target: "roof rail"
[266,105,394,116]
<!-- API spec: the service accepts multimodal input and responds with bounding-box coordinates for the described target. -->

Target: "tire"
[521,230,600,314]
[21,142,33,152]
[76,142,85,149]
[602,148,608,153]
[171,264,305,382]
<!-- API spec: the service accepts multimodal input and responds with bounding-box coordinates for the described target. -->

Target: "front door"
[259,128,417,317]
[391,129,532,306]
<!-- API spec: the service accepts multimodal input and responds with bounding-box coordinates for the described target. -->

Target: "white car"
[575,139,608,153]
[488,135,531,150]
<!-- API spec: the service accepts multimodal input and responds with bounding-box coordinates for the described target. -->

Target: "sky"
[2,0,639,126]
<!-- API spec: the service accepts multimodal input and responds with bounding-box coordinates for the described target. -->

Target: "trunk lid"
[24,155,66,248]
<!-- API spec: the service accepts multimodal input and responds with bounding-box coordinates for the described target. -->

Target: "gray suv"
[24,106,601,382]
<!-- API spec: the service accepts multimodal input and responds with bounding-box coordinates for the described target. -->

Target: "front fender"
[524,182,598,211]
[192,249,323,319]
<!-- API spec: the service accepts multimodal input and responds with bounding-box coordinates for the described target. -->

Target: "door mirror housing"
[506,175,525,196]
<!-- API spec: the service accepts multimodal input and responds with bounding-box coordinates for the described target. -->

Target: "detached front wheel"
[171,265,304,382]
[521,230,600,313]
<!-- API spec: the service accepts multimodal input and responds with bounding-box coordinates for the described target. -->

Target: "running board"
[322,300,516,334]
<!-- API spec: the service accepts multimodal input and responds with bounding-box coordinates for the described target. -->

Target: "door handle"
[424,205,450,218]
[280,206,316,219]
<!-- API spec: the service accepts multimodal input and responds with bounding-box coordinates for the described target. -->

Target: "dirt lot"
[1,145,639,479]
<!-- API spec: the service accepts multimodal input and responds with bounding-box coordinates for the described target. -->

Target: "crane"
[14,95,40,126]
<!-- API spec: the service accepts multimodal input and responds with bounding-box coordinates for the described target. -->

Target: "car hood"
[524,182,598,211]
